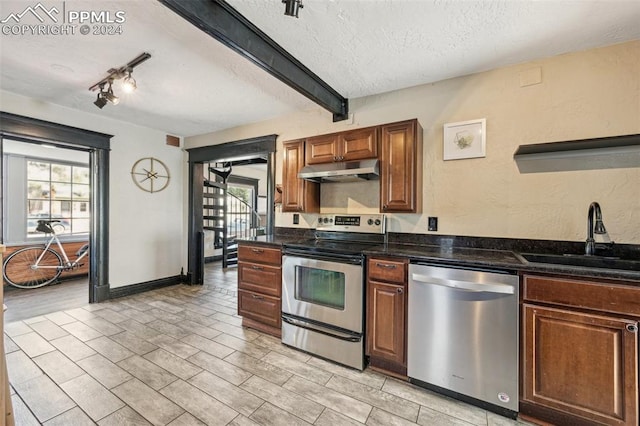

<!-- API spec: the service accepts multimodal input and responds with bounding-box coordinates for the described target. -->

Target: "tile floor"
[4,263,534,426]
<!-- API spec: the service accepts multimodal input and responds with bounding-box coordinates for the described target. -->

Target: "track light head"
[93,83,107,109]
[94,92,107,109]
[104,80,120,105]
[283,0,303,18]
[122,69,137,93]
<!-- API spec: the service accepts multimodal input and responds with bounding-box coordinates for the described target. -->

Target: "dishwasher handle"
[411,273,515,295]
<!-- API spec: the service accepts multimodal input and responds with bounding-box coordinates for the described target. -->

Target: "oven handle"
[282,249,363,265]
[282,314,362,342]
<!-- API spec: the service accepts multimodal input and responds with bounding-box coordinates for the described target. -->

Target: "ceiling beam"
[157,0,349,122]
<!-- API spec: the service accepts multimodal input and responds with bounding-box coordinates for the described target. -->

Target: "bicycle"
[3,220,89,289]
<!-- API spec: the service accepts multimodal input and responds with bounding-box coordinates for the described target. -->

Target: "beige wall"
[186,40,640,244]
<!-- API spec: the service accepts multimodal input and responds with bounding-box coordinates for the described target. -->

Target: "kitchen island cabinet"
[380,119,423,213]
[237,244,282,337]
[521,274,639,426]
[281,139,320,213]
[305,126,378,164]
[366,256,408,376]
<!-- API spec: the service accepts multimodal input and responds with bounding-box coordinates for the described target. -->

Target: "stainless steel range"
[281,214,386,370]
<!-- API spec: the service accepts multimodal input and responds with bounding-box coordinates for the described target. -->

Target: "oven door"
[282,255,363,333]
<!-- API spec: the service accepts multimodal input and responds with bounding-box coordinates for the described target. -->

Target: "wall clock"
[131,157,170,193]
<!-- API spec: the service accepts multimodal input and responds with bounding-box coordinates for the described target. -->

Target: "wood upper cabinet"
[281,140,319,213]
[380,119,423,213]
[521,275,639,426]
[305,126,378,165]
[366,257,408,376]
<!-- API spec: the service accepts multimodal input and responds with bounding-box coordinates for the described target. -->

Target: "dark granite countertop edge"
[237,232,640,283]
[365,245,640,283]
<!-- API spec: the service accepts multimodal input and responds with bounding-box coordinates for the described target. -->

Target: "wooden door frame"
[0,112,112,302]
[186,135,277,284]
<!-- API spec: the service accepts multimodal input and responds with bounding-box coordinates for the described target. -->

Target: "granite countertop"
[238,235,640,283]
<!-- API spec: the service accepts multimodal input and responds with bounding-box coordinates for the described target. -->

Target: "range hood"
[298,159,380,183]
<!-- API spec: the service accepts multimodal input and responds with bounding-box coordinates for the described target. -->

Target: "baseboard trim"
[109,275,183,299]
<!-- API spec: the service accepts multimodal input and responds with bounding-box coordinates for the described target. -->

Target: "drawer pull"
[397,288,404,294]
[376,263,397,269]
[251,265,264,270]
[251,294,264,300]
[627,324,638,333]
[251,248,264,253]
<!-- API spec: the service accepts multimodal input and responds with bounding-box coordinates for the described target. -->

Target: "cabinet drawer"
[368,258,407,284]
[238,262,281,297]
[238,245,281,265]
[523,274,640,316]
[238,290,281,329]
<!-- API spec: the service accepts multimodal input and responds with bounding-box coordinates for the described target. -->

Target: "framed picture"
[443,118,486,160]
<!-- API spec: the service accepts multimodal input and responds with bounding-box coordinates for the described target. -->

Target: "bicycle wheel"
[3,247,63,289]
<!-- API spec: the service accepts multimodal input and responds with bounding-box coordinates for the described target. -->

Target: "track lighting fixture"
[89,52,150,109]
[283,0,303,18]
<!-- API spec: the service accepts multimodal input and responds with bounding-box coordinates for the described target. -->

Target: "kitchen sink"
[519,253,640,272]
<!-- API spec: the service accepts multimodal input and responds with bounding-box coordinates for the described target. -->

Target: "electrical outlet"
[293,213,300,225]
[428,216,438,231]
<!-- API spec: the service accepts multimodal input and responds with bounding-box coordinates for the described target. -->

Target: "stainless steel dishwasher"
[408,263,519,418]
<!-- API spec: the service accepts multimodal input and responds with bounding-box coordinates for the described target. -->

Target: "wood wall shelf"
[513,133,640,173]
[514,133,640,157]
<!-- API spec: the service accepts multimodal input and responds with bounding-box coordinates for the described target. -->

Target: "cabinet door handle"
[251,265,263,270]
[376,262,397,269]
[627,324,638,333]
[251,248,263,254]
[251,294,264,300]
[397,288,404,294]
[383,204,388,210]
[333,156,338,161]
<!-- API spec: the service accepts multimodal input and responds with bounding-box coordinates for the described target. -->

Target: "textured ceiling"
[1,0,639,137]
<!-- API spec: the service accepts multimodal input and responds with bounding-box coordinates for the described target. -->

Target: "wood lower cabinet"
[305,126,378,164]
[380,119,423,213]
[521,274,639,426]
[282,140,319,213]
[366,257,408,376]
[237,244,282,337]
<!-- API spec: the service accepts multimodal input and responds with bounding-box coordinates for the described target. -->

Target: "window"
[26,159,90,238]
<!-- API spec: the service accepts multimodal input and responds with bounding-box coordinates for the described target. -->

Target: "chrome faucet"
[586,201,608,256]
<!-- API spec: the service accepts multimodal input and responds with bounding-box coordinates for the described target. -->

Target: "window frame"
[24,155,91,241]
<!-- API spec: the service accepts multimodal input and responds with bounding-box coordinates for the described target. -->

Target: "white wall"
[1,91,186,288]
[186,41,640,245]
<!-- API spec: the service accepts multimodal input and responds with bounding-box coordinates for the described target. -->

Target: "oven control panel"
[316,214,386,234]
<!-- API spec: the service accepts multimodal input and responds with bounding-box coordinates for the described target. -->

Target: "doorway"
[2,140,91,319]
[186,135,276,284]
[0,112,112,304]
